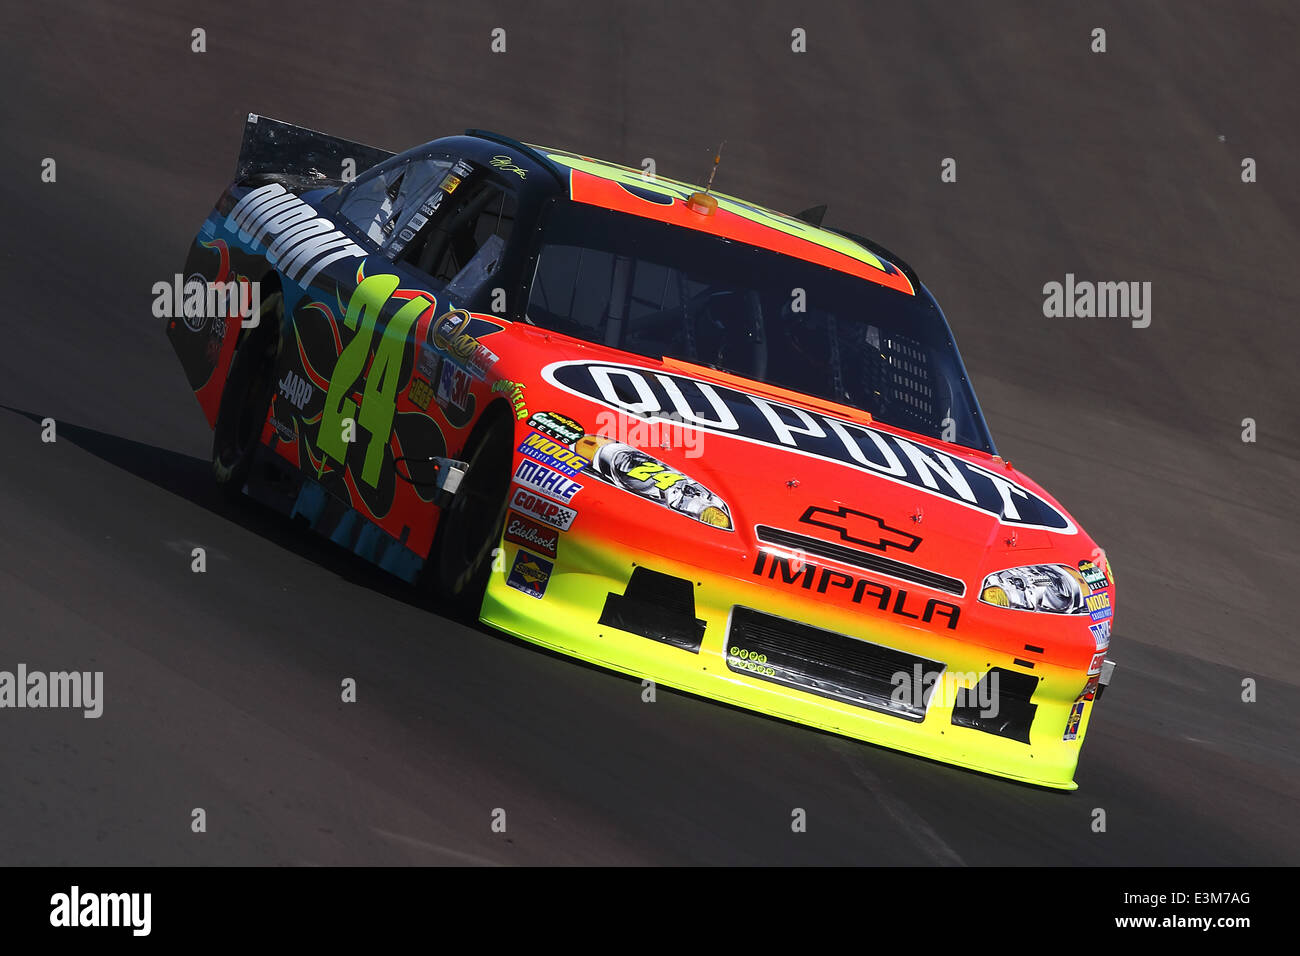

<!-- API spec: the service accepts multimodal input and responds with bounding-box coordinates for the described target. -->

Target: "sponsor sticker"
[504,510,559,558]
[1079,559,1109,593]
[1088,651,1107,675]
[513,460,582,502]
[507,549,553,599]
[436,358,473,412]
[528,411,585,445]
[1089,619,1112,650]
[1085,591,1113,622]
[432,309,498,379]
[416,345,440,381]
[510,486,577,531]
[517,431,588,477]
[408,377,434,411]
[1063,700,1086,741]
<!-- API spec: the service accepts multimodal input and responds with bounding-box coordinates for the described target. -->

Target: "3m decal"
[753,551,961,629]
[318,273,432,488]
[507,549,552,598]
[517,431,588,476]
[504,510,560,558]
[223,182,366,288]
[528,411,584,445]
[513,460,582,502]
[436,358,473,412]
[509,486,577,531]
[799,505,921,553]
[544,360,1074,533]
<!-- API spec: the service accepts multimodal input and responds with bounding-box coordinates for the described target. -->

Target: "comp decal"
[543,360,1075,533]
[509,487,577,531]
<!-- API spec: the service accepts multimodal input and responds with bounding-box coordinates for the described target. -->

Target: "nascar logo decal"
[543,361,1076,533]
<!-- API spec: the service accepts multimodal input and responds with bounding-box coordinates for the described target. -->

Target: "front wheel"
[424,411,514,620]
[211,292,282,501]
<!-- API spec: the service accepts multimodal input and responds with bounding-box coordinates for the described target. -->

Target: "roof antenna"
[687,141,725,216]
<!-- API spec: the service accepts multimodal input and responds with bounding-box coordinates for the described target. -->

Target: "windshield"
[525,201,993,451]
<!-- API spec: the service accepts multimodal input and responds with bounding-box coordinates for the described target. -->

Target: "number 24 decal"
[318,274,432,488]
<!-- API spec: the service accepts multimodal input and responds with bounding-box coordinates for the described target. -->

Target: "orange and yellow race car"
[165,115,1116,789]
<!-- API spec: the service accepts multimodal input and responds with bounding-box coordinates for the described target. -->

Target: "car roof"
[418,131,917,296]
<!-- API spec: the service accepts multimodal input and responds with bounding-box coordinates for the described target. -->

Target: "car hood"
[517,332,1093,597]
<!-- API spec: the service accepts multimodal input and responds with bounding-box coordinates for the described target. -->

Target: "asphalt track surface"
[1,1,1297,865]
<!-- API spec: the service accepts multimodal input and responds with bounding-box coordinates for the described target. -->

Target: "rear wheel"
[212,292,282,501]
[424,410,514,619]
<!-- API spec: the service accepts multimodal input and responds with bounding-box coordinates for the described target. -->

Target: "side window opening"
[399,180,517,304]
[336,156,453,246]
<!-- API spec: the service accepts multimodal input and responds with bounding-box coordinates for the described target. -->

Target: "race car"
[165,114,1116,789]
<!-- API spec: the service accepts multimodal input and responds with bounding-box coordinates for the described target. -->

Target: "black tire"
[424,409,515,619]
[211,292,282,502]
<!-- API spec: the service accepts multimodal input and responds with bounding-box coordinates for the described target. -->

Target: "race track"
[1,0,1297,864]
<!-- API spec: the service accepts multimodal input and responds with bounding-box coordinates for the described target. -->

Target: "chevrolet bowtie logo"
[799,505,922,553]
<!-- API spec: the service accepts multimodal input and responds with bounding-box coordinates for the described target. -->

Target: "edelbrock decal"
[542,360,1075,533]
[224,182,366,288]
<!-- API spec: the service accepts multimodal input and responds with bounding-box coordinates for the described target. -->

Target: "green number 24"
[318,273,431,487]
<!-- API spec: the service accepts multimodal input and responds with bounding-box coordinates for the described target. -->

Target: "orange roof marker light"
[687,141,726,217]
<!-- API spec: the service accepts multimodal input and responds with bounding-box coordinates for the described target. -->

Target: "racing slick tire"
[424,406,514,620]
[211,291,283,502]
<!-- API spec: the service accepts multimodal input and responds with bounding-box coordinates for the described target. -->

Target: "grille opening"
[726,606,945,720]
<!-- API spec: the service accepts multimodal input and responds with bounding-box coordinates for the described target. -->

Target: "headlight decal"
[978,564,1088,613]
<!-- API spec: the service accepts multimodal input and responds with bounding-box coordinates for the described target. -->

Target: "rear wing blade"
[235,113,395,183]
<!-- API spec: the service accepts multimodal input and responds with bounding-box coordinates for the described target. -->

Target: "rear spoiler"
[235,113,395,183]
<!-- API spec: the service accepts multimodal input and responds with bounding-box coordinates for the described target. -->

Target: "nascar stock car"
[165,115,1116,789]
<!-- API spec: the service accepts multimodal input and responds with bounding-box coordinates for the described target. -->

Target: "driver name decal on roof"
[542,360,1075,533]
